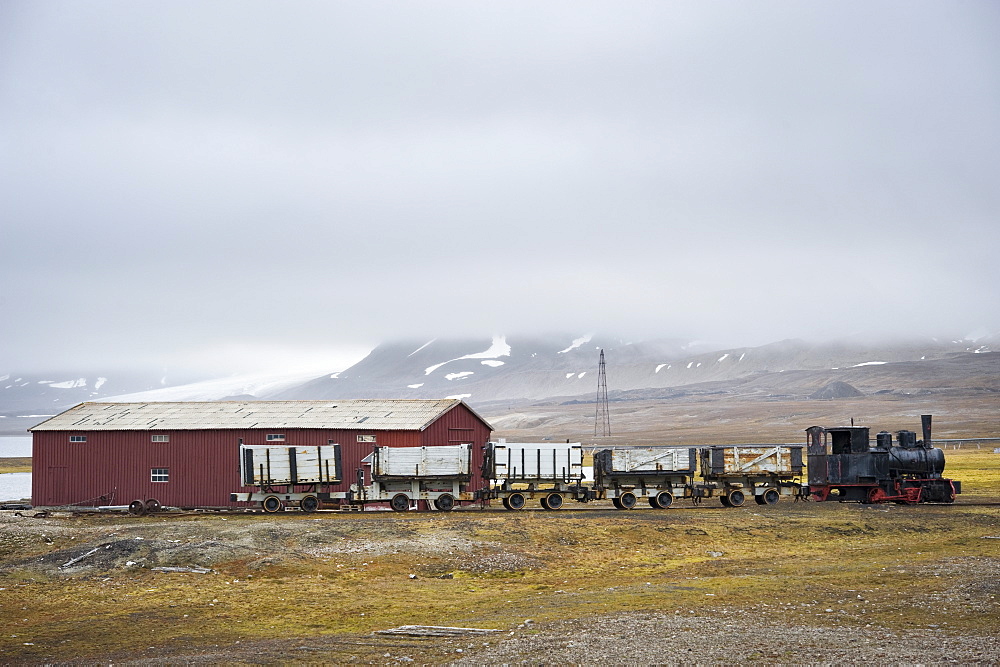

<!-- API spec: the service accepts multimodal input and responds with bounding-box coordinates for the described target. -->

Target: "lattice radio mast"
[595,348,611,437]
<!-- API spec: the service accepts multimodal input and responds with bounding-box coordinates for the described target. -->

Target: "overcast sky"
[2,1,998,374]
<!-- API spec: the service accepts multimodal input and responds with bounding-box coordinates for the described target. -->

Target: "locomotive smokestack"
[921,414,932,447]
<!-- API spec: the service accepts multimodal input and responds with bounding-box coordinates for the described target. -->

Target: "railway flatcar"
[807,415,960,504]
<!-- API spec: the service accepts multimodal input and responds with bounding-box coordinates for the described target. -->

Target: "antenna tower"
[595,348,611,437]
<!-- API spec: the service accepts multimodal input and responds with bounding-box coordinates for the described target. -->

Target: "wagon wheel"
[762,489,780,505]
[866,487,888,504]
[300,495,319,513]
[144,498,162,513]
[434,494,455,511]
[128,500,147,516]
[611,497,624,510]
[618,492,637,510]
[650,491,673,509]
[506,492,526,510]
[501,496,512,510]
[726,489,745,507]
[262,495,283,513]
[754,493,768,505]
[720,495,732,508]
[542,493,563,511]
[390,494,410,512]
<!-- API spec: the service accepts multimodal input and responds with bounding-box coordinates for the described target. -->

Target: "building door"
[45,466,68,505]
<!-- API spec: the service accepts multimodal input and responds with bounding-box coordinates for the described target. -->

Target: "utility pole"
[595,348,610,437]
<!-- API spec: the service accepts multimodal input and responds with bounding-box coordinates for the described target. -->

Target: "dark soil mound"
[809,381,864,400]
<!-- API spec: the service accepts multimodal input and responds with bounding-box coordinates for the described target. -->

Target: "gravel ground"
[455,612,1000,665]
[113,612,1000,665]
[3,506,1000,664]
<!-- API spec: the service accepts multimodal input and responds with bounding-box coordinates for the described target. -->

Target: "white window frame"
[266,434,286,441]
[357,434,376,443]
[150,468,169,483]
[69,435,87,443]
[151,435,169,443]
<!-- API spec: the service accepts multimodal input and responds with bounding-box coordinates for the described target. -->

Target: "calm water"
[0,436,31,457]
[0,472,31,502]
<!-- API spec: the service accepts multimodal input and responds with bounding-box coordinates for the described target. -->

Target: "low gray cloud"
[2,1,998,373]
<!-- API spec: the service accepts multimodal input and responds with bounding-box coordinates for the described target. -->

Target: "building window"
[151,468,169,483]
[69,435,87,443]
[151,435,169,443]
[357,435,376,443]
[266,434,285,441]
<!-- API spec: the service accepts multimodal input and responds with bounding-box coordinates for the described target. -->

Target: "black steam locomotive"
[807,415,960,504]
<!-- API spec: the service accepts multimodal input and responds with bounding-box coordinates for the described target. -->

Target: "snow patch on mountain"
[558,334,593,354]
[424,336,511,375]
[100,370,331,402]
[853,361,888,367]
[408,339,436,357]
[48,378,88,389]
[481,360,505,367]
[445,372,474,381]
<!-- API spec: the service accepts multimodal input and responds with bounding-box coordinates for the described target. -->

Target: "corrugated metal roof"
[29,399,487,432]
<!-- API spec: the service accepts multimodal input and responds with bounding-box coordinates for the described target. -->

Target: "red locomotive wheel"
[866,487,888,504]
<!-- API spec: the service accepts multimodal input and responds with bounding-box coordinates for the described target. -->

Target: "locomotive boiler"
[807,414,960,504]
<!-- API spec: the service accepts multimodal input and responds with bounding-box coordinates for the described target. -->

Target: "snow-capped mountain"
[268,333,999,405]
[2,332,997,435]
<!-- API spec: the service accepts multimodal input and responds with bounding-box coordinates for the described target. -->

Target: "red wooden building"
[30,399,493,509]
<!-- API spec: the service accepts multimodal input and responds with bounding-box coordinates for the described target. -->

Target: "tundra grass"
[2,496,999,663]
[0,457,31,473]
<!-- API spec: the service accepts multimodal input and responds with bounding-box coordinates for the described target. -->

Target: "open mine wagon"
[478,441,589,510]
[593,444,806,509]
[354,443,476,511]
[697,444,806,506]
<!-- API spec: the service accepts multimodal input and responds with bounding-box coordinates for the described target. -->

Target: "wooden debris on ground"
[150,566,214,574]
[60,547,100,568]
[375,625,499,637]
